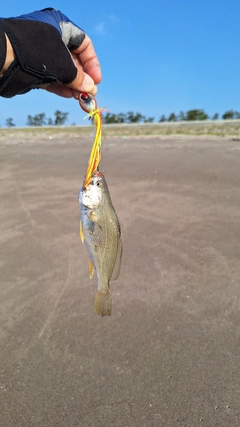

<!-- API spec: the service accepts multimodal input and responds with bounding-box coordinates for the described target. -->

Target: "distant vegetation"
[3,110,69,128]
[2,108,240,127]
[103,109,240,124]
[26,110,69,126]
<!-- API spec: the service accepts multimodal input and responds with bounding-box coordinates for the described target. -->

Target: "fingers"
[45,35,102,99]
[72,35,102,83]
[68,54,98,95]
[44,81,97,99]
[44,83,75,98]
[66,35,102,95]
[44,82,97,99]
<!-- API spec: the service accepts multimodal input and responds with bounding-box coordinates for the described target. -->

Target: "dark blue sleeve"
[9,8,81,37]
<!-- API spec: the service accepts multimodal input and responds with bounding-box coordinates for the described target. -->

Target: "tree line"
[4,110,69,127]
[3,108,240,127]
[103,109,240,124]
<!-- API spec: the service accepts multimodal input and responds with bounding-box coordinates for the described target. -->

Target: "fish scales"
[79,171,122,316]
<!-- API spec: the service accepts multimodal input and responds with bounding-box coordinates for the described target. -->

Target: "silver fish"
[79,171,122,316]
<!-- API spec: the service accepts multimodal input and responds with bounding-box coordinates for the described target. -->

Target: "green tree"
[103,113,126,124]
[168,113,178,122]
[104,113,114,124]
[54,110,68,125]
[212,113,219,120]
[144,117,154,123]
[104,113,116,124]
[117,113,126,123]
[126,111,145,123]
[185,109,208,121]
[6,117,15,127]
[159,115,167,122]
[221,109,240,120]
[222,110,234,120]
[27,113,46,126]
[178,111,185,121]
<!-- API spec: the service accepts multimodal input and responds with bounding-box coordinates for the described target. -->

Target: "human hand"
[45,34,102,99]
[0,8,102,98]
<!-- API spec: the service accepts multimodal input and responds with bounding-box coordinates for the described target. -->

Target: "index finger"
[71,35,102,84]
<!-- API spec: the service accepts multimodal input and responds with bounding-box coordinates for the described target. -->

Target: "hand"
[45,34,102,99]
[0,8,102,98]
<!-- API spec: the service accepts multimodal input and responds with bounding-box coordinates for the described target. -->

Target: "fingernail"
[82,74,94,92]
[90,85,98,96]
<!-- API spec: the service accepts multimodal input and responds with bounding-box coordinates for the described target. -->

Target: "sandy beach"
[0,134,240,426]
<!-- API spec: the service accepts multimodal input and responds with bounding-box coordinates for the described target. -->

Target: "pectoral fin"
[80,220,84,242]
[89,260,95,279]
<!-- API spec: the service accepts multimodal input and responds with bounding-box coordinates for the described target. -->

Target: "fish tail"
[94,289,112,316]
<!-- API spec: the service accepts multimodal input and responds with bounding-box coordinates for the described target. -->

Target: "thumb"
[67,69,96,94]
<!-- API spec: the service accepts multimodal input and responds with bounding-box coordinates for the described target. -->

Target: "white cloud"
[108,14,129,26]
[93,14,129,37]
[108,14,120,24]
[94,22,106,35]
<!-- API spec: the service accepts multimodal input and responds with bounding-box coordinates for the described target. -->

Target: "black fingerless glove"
[0,27,6,70]
[0,8,85,97]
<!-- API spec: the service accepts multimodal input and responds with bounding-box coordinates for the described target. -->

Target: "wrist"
[0,32,16,77]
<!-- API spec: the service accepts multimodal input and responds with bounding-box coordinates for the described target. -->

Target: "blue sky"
[0,0,239,126]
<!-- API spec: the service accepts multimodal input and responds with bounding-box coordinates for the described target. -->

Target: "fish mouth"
[84,170,104,188]
[84,174,91,188]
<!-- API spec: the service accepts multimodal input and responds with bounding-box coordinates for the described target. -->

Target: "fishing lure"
[79,92,103,187]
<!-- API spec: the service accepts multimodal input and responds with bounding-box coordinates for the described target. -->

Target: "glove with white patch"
[0,8,85,97]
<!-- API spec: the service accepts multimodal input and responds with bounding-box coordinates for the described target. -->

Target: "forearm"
[0,32,15,77]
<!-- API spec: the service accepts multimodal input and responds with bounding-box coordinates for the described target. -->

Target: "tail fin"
[94,290,112,316]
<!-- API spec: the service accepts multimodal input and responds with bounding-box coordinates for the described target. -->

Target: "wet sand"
[0,135,240,426]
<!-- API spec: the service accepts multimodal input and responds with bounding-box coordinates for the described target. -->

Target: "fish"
[79,170,122,316]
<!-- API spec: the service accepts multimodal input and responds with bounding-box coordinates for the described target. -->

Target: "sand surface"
[0,135,240,426]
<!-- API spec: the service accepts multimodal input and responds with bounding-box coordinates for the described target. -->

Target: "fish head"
[80,171,106,209]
